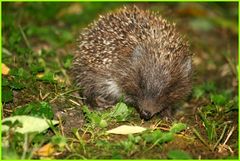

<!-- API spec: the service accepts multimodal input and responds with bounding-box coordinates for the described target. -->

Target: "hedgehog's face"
[135,56,192,120]
[137,78,192,121]
[119,45,192,120]
[135,78,170,120]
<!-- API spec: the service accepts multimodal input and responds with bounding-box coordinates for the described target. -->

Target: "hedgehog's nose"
[140,110,152,121]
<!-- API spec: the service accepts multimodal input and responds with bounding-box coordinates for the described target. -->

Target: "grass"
[1,2,238,159]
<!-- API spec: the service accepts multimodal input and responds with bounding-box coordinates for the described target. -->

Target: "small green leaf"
[37,72,56,83]
[9,68,31,80]
[210,94,227,106]
[170,123,187,134]
[2,87,13,103]
[30,64,44,74]
[82,105,106,128]
[51,135,67,149]
[82,105,91,115]
[10,81,25,90]
[32,133,45,144]
[203,81,216,93]
[2,78,9,86]
[192,81,217,99]
[63,55,73,69]
[193,86,205,99]
[110,102,132,121]
[143,130,174,144]
[13,101,54,119]
[99,119,108,128]
[9,32,21,47]
[17,68,30,78]
[143,130,163,143]
[129,135,142,144]
[158,132,174,144]
[96,140,109,147]
[167,150,192,159]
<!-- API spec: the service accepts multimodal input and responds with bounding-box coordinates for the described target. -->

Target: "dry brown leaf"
[2,63,10,75]
[35,143,55,157]
[106,125,147,135]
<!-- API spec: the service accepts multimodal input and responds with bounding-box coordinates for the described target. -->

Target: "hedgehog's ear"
[132,45,144,61]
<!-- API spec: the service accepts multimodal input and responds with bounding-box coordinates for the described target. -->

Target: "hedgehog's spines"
[72,6,192,119]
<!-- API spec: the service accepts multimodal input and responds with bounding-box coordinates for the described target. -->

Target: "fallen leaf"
[35,143,55,157]
[2,115,59,134]
[57,3,82,18]
[106,125,146,135]
[2,63,10,75]
[36,73,44,78]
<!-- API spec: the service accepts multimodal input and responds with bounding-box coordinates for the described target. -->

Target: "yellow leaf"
[57,3,82,18]
[106,125,147,135]
[35,143,55,157]
[36,73,44,78]
[2,63,10,75]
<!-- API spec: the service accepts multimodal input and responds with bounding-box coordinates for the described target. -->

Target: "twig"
[68,94,85,100]
[19,24,31,49]
[2,47,13,56]
[150,120,162,130]
[213,124,228,150]
[69,99,81,106]
[50,88,81,103]
[158,127,170,131]
[73,129,86,154]
[223,125,236,145]
[39,89,51,100]
[3,109,13,113]
[57,113,65,137]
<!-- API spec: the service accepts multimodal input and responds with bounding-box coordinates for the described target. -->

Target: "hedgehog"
[72,6,192,120]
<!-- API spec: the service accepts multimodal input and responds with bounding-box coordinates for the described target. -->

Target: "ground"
[1,2,238,159]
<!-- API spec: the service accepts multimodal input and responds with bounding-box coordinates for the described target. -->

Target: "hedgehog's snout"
[140,110,153,121]
[138,99,159,121]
